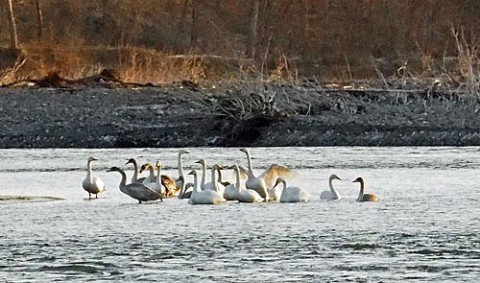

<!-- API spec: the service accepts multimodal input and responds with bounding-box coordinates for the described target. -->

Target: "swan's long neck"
[131,160,139,182]
[156,166,162,186]
[329,178,339,198]
[178,153,185,177]
[200,162,207,188]
[245,150,254,175]
[148,165,156,180]
[118,169,128,187]
[234,167,241,192]
[86,161,93,182]
[177,178,185,199]
[192,173,199,194]
[279,180,287,198]
[217,169,223,183]
[357,179,365,200]
[211,167,219,192]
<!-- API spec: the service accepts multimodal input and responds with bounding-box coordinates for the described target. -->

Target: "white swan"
[274,177,311,203]
[82,156,105,199]
[239,147,292,201]
[125,158,146,183]
[143,161,165,196]
[140,162,157,185]
[107,166,162,203]
[320,174,342,200]
[195,159,226,193]
[353,177,380,202]
[187,170,226,205]
[142,162,177,198]
[175,149,190,189]
[228,164,263,203]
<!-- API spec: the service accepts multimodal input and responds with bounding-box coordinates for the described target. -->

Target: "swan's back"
[359,193,380,202]
[320,190,339,200]
[121,183,161,202]
[82,176,105,194]
[237,189,263,203]
[190,190,225,205]
[223,184,237,201]
[280,186,311,203]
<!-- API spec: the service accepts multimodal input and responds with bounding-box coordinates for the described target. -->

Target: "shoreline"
[1,84,479,148]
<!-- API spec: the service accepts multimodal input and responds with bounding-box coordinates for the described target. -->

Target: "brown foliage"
[1,1,480,86]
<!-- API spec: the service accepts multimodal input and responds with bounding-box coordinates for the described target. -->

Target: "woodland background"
[1,0,480,87]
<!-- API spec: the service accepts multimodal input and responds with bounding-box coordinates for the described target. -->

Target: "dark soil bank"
[1,84,480,148]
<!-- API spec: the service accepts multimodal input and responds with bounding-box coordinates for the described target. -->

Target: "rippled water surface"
[1,147,480,282]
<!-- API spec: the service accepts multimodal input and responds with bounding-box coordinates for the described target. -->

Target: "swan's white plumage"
[229,165,263,203]
[239,148,293,201]
[320,174,342,200]
[188,170,226,205]
[196,159,226,193]
[82,156,105,199]
[274,178,311,203]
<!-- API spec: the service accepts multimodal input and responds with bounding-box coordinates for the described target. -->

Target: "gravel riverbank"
[1,84,479,148]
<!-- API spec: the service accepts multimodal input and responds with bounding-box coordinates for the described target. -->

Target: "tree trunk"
[35,0,44,41]
[245,0,260,59]
[7,0,19,49]
[190,0,199,48]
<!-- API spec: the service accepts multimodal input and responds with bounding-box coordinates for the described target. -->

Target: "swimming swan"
[353,177,380,202]
[107,166,163,203]
[320,174,342,200]
[125,158,146,183]
[82,156,105,199]
[239,147,292,201]
[229,164,263,203]
[175,149,190,189]
[195,159,226,193]
[187,170,226,205]
[274,177,311,203]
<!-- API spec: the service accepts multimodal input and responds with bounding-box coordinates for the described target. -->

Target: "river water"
[0,147,479,282]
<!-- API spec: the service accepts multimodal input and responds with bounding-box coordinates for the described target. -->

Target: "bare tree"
[245,0,260,59]
[35,0,44,41]
[7,0,19,48]
[190,0,199,47]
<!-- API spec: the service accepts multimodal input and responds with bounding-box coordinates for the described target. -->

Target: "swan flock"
[83,148,380,204]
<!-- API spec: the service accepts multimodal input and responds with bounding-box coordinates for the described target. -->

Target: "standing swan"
[107,166,163,203]
[274,177,311,203]
[239,147,292,201]
[352,177,380,202]
[188,170,226,205]
[229,164,263,203]
[82,156,105,199]
[125,158,146,183]
[141,162,177,197]
[320,174,342,200]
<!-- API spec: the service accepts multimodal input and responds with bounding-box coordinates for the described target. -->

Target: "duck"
[352,177,380,202]
[187,170,226,205]
[195,159,226,193]
[82,156,105,199]
[125,158,146,183]
[107,166,162,203]
[274,177,311,203]
[229,164,263,203]
[239,147,292,201]
[320,174,342,200]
